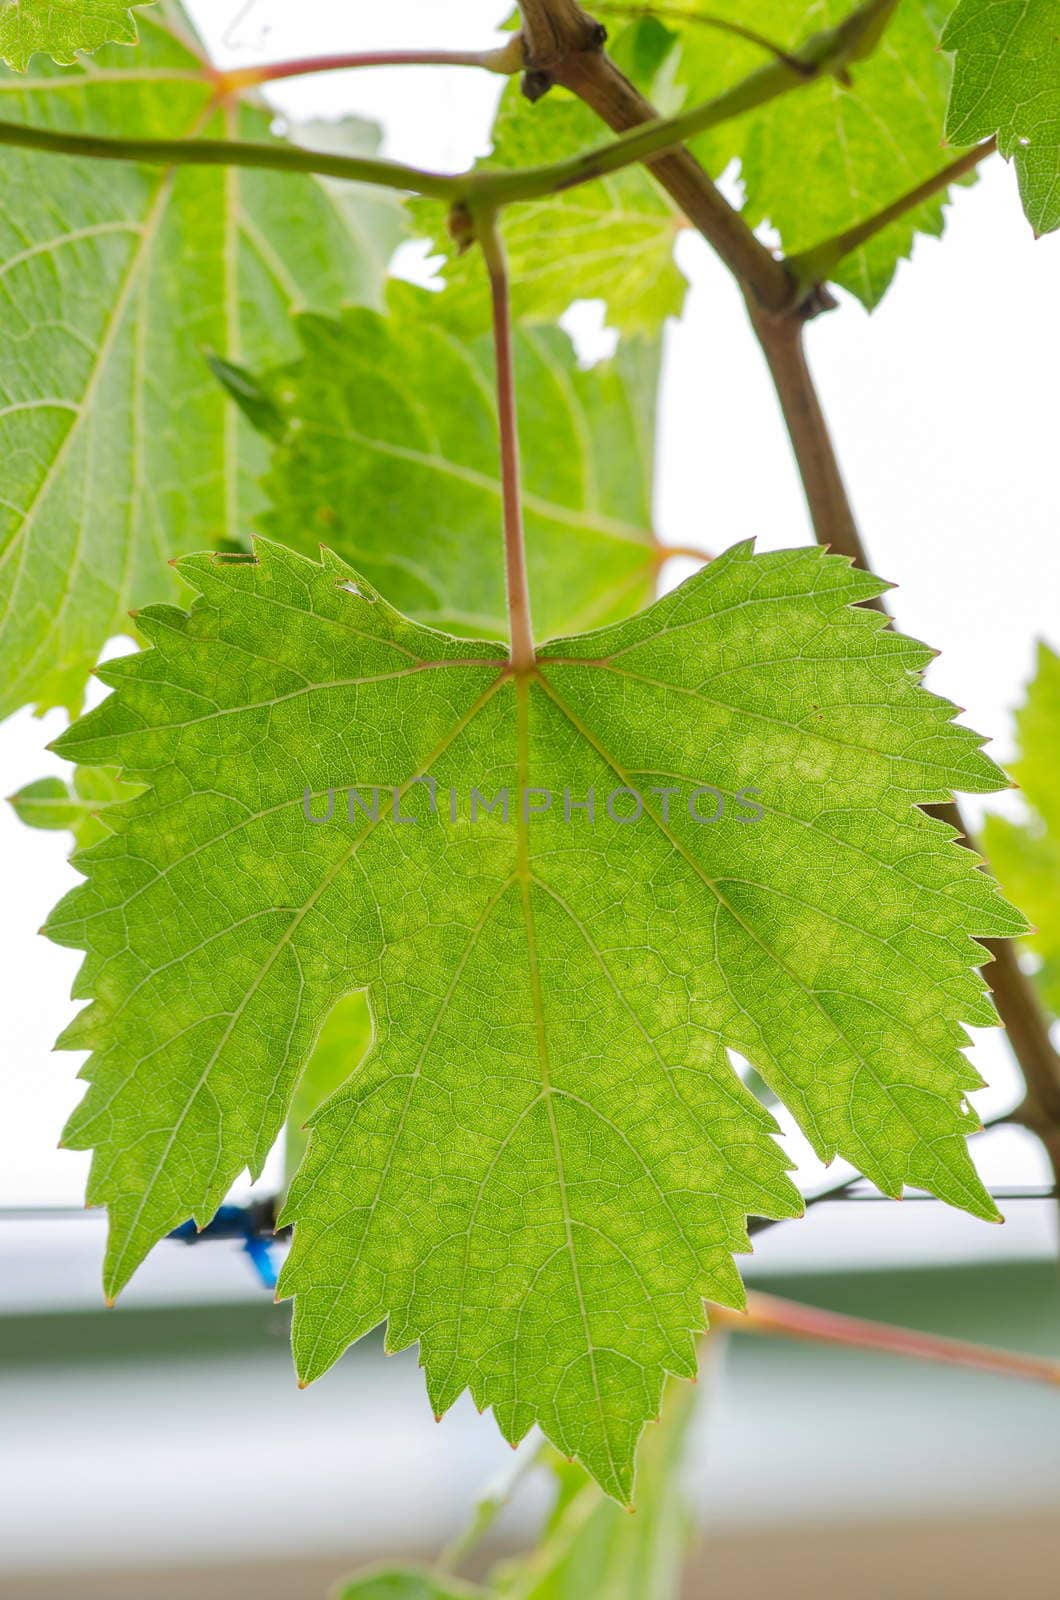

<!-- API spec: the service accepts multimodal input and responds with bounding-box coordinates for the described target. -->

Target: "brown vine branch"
[746,298,868,575]
[713,1291,1060,1388]
[521,0,906,310]
[478,212,537,673]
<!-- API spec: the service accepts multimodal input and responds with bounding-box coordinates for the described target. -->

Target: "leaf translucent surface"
[48,538,1019,1498]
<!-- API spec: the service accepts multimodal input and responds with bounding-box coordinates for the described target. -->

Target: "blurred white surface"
[1,1310,1059,1576]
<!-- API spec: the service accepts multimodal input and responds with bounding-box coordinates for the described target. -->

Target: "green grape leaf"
[655,0,961,307]
[0,0,154,70]
[943,0,1060,235]
[0,1,401,721]
[984,644,1060,1012]
[47,539,1020,1501]
[413,21,687,333]
[226,285,662,640]
[336,1570,487,1600]
[8,766,139,849]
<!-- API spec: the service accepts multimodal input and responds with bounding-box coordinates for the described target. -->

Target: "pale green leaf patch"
[412,20,688,334]
[0,0,154,71]
[47,538,1020,1499]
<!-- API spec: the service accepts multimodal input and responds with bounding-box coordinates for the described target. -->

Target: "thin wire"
[2,1187,1057,1223]
[812,1186,1059,1204]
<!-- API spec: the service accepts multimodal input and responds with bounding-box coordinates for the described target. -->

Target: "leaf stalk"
[786,136,998,289]
[209,39,525,95]
[477,210,537,673]
[715,1290,1060,1389]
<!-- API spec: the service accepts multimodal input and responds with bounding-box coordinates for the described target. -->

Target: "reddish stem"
[479,213,536,674]
[713,1291,1060,1389]
[211,43,521,94]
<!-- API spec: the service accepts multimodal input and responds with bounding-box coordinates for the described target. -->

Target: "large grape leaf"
[414,20,687,334]
[48,539,1019,1497]
[943,0,1060,235]
[0,0,153,70]
[637,0,962,307]
[984,644,1060,1012]
[226,285,662,640]
[0,1,400,720]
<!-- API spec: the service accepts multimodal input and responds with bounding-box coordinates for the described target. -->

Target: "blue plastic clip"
[168,1201,280,1290]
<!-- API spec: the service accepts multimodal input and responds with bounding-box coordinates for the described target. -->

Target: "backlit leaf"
[943,0,1060,235]
[47,540,1018,1498]
[0,1,399,719]
[633,0,961,307]
[413,20,687,334]
[493,1373,696,1598]
[229,285,663,640]
[8,766,138,849]
[0,0,153,71]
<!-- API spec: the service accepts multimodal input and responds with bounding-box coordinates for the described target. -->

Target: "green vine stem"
[436,1439,549,1574]
[787,136,998,288]
[0,0,903,223]
[0,114,461,199]
[595,2,816,70]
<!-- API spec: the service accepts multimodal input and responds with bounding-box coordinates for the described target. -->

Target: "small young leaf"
[984,643,1060,1012]
[943,0,1060,235]
[244,285,663,640]
[47,540,1019,1500]
[0,1,401,720]
[207,353,288,444]
[0,0,154,71]
[9,767,139,849]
